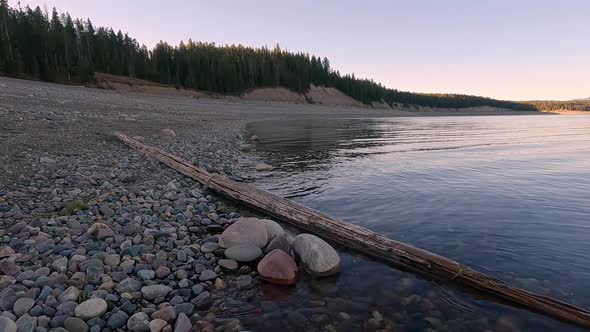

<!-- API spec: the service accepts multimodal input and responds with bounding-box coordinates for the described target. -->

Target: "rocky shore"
[0,77,374,332]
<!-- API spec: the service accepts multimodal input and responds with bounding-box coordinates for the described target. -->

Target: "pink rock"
[257,249,298,285]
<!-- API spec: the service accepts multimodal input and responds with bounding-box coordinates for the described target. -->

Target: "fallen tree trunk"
[114,131,590,329]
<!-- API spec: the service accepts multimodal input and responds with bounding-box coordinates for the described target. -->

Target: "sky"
[8,0,590,101]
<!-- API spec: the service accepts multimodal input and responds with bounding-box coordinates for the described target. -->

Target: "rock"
[255,163,273,171]
[106,311,128,329]
[149,319,167,332]
[40,156,56,164]
[141,285,172,300]
[15,315,36,332]
[58,286,80,302]
[224,245,262,263]
[199,242,219,253]
[127,312,150,331]
[0,316,17,332]
[64,317,89,332]
[99,205,114,217]
[0,259,20,275]
[173,313,191,332]
[218,259,238,271]
[258,219,284,240]
[265,235,291,254]
[162,128,176,137]
[0,246,15,258]
[13,297,34,317]
[199,270,217,281]
[137,270,155,281]
[117,278,143,293]
[236,275,255,289]
[151,306,176,322]
[293,234,341,277]
[193,292,212,309]
[257,249,298,285]
[75,298,108,320]
[218,217,268,248]
[87,223,115,240]
[155,266,171,278]
[120,245,143,257]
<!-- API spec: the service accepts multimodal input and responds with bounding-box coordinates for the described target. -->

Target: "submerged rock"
[257,249,298,285]
[218,218,268,248]
[293,234,341,277]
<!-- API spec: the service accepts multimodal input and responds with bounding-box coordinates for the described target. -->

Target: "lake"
[241,115,590,331]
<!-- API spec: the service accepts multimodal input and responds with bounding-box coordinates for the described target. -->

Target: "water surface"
[243,115,590,331]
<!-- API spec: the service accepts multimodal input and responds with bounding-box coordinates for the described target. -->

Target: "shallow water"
[242,115,590,331]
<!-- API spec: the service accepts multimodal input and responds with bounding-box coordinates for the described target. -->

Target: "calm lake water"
[240,115,590,331]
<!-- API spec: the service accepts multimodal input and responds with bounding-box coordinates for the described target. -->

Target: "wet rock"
[218,218,268,248]
[224,245,262,262]
[293,234,341,277]
[255,163,273,171]
[257,249,298,285]
[75,298,107,320]
[236,275,255,289]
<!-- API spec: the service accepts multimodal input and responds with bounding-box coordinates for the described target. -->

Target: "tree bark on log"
[114,132,590,329]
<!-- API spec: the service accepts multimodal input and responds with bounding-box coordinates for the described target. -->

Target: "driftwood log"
[114,132,590,329]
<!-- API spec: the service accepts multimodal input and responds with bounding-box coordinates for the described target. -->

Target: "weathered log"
[114,131,590,329]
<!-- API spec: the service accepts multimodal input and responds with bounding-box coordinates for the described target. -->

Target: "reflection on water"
[242,115,590,331]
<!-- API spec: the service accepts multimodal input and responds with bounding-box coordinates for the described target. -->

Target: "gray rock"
[236,275,255,289]
[120,245,143,257]
[224,245,262,262]
[15,314,36,332]
[140,285,172,300]
[149,319,167,332]
[218,259,238,271]
[117,278,143,293]
[74,298,107,320]
[199,270,217,281]
[293,234,341,277]
[13,297,34,317]
[52,256,68,273]
[193,292,212,309]
[127,312,150,331]
[64,317,88,332]
[137,270,155,281]
[173,313,191,332]
[58,286,80,303]
[218,217,268,248]
[106,311,128,329]
[99,205,114,217]
[0,316,17,332]
[258,219,285,240]
[200,242,219,253]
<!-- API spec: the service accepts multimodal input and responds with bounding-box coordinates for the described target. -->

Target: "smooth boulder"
[75,298,108,320]
[224,245,262,262]
[257,249,298,285]
[293,234,341,277]
[258,219,284,240]
[219,218,268,248]
[265,235,291,255]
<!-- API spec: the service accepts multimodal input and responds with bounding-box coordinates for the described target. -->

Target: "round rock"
[0,316,17,332]
[258,219,284,240]
[257,249,298,285]
[75,298,107,320]
[127,312,150,331]
[141,285,172,300]
[13,297,34,317]
[293,234,341,277]
[224,245,262,263]
[218,218,268,248]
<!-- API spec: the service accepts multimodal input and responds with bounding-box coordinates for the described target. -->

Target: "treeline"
[0,1,537,111]
[528,101,590,112]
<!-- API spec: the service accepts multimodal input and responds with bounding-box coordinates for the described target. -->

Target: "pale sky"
[9,0,590,101]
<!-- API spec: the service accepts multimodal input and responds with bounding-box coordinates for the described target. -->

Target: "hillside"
[0,2,540,112]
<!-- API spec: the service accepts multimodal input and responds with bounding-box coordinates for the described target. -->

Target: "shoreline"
[0,76,566,331]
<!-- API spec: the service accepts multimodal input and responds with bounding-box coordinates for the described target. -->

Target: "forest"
[0,1,578,112]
